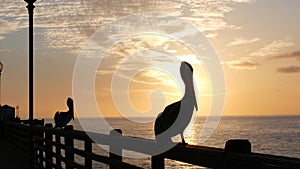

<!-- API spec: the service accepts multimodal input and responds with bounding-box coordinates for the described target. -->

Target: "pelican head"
[180,61,198,111]
[67,97,74,120]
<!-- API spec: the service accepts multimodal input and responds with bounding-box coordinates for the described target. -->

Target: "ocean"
[45,116,300,168]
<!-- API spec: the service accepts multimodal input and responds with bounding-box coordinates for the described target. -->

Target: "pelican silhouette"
[154,62,198,144]
[54,97,74,128]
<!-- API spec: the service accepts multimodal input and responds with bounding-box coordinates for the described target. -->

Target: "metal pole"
[0,73,1,106]
[25,1,36,167]
[0,61,3,107]
[25,0,36,123]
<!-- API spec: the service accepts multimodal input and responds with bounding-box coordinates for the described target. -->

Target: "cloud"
[227,59,258,70]
[227,37,260,46]
[250,38,295,57]
[0,0,256,53]
[277,66,300,73]
[0,48,11,52]
[232,0,256,2]
[269,51,300,61]
[0,20,18,40]
[205,33,218,38]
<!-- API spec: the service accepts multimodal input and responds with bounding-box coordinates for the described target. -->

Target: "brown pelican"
[54,97,74,128]
[154,61,198,144]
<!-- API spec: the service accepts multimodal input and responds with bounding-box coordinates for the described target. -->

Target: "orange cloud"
[270,51,300,61]
[227,59,259,70]
[277,66,300,73]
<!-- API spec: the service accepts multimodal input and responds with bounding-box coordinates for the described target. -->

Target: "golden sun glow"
[95,34,213,117]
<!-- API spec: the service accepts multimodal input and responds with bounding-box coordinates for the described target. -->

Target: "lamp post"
[24,2,36,167]
[0,61,3,107]
[25,0,36,123]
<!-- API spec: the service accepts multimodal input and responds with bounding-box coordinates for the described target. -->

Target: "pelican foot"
[178,138,188,146]
[178,142,188,146]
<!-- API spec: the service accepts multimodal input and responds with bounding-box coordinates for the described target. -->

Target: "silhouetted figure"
[54,97,74,128]
[155,62,198,144]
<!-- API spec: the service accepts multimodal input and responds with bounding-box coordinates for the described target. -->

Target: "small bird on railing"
[54,97,74,128]
[155,61,198,144]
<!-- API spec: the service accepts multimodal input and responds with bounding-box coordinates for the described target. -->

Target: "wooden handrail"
[1,121,300,169]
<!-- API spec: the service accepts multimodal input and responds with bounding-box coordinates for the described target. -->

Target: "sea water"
[45,116,300,168]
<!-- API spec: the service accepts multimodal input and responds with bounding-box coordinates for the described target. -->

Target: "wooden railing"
[1,121,300,169]
[1,121,32,160]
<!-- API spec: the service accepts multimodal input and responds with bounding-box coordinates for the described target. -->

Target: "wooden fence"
[1,121,300,169]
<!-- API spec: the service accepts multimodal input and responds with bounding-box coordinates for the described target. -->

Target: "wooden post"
[224,139,251,169]
[85,140,92,169]
[45,123,53,169]
[36,125,44,168]
[65,125,74,169]
[109,129,122,169]
[151,155,164,169]
[0,120,3,138]
[29,124,34,168]
[55,134,61,168]
[225,139,251,154]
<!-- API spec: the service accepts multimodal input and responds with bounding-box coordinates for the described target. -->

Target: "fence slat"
[33,125,44,168]
[65,125,74,169]
[45,123,53,169]
[109,129,123,169]
[55,134,62,168]
[85,140,92,169]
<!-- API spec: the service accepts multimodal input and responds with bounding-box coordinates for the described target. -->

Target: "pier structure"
[0,121,299,169]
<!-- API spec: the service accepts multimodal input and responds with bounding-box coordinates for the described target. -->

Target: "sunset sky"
[0,0,299,119]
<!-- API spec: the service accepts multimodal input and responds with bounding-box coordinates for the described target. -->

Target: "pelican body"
[54,97,74,128]
[154,62,198,144]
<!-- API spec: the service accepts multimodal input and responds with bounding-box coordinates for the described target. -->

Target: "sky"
[0,0,299,119]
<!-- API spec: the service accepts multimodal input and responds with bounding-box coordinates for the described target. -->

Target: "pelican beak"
[186,70,198,111]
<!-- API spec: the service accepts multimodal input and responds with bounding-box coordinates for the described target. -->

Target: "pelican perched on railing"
[155,61,198,144]
[54,97,74,128]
